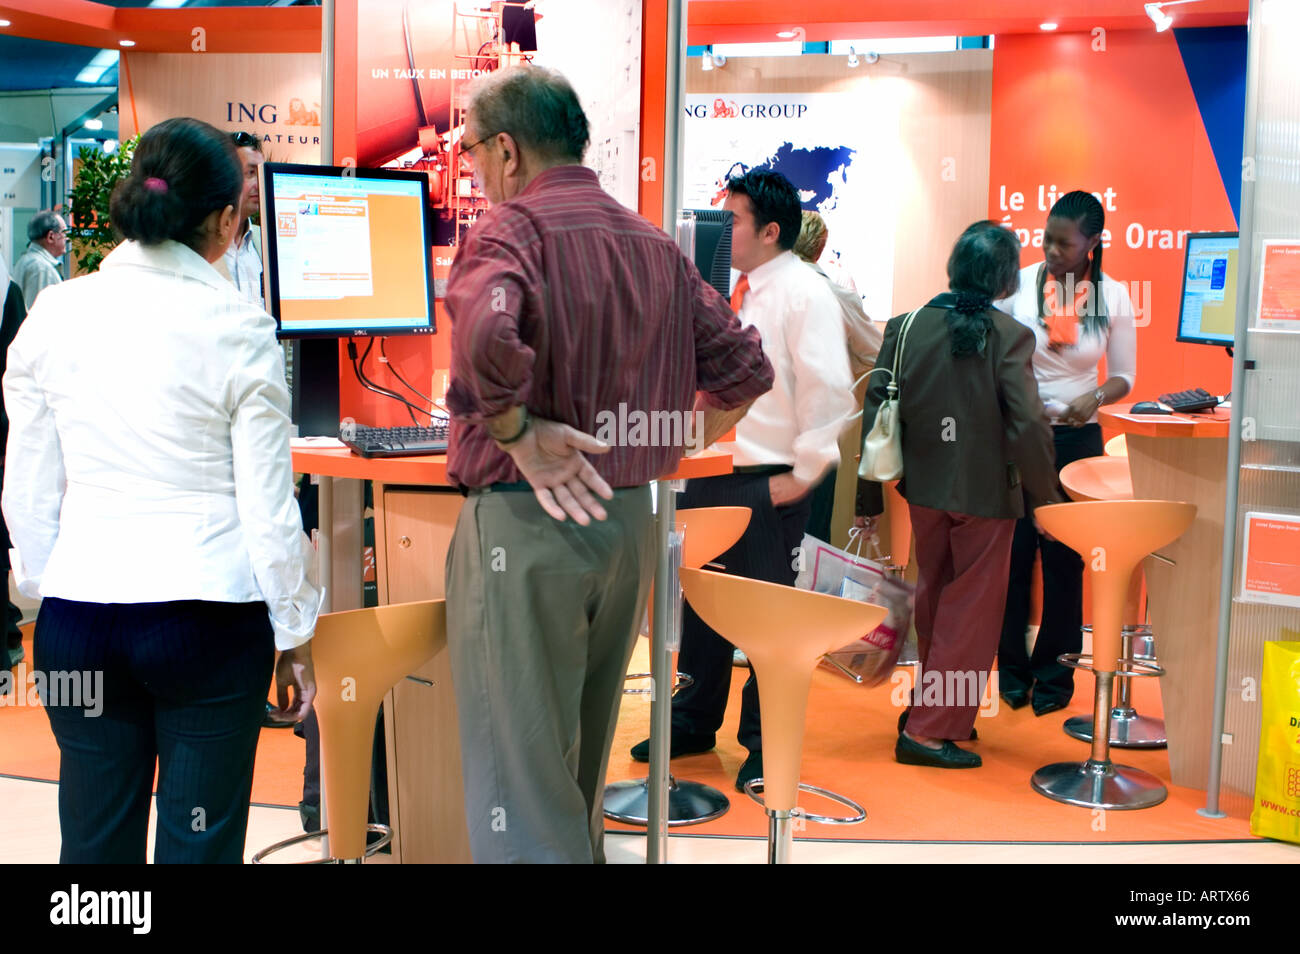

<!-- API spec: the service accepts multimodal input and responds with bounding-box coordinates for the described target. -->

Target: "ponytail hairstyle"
[110,117,243,254]
[1040,189,1108,335]
[944,220,1022,358]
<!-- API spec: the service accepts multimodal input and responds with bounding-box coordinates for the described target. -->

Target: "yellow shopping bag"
[1250,634,1300,844]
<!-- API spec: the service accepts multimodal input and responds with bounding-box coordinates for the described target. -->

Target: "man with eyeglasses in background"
[218,131,266,309]
[13,211,67,308]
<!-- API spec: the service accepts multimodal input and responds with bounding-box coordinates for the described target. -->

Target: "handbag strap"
[888,306,923,396]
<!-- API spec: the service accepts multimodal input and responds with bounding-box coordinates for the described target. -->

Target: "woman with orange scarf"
[994,191,1136,716]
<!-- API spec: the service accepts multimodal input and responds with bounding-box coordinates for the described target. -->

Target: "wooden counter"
[292,445,734,862]
[1098,404,1230,791]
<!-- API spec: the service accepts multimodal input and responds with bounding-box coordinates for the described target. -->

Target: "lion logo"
[287,98,321,127]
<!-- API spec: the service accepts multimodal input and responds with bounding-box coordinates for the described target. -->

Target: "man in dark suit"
[857,221,1061,768]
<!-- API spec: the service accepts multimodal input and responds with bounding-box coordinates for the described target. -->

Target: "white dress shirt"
[996,263,1137,424]
[723,250,855,485]
[2,239,320,650]
[221,225,264,308]
[12,242,62,309]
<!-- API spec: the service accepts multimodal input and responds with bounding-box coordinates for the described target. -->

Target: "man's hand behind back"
[502,417,614,525]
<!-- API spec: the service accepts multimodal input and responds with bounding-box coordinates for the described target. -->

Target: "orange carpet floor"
[2,625,1257,842]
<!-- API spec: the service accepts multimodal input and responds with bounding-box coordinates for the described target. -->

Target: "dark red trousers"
[903,502,1016,741]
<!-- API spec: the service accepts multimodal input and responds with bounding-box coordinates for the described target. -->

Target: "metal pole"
[645,0,688,866]
[322,0,335,165]
[646,483,676,863]
[1203,0,1262,820]
[660,0,686,230]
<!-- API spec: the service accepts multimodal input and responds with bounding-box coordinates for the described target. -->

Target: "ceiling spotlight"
[777,30,797,39]
[0,19,11,27]
[119,39,136,47]
[84,118,103,131]
[1145,2,1175,31]
[847,46,859,68]
[1040,22,1059,31]
[103,140,119,154]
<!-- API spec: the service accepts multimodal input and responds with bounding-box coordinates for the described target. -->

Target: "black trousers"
[0,463,23,654]
[997,423,1103,704]
[672,469,812,755]
[36,597,274,863]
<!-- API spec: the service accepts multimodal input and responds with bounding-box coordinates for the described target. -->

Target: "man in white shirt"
[629,168,854,792]
[12,211,67,308]
[218,132,265,308]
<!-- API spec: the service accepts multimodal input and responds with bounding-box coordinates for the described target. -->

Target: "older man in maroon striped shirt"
[442,65,773,863]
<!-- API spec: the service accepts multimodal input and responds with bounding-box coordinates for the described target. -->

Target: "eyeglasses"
[458,131,500,170]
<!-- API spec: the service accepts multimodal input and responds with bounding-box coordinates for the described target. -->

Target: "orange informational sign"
[1242,512,1300,608]
[1257,241,1300,331]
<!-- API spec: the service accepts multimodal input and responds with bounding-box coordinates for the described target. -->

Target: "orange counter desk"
[290,445,734,862]
[1099,404,1231,792]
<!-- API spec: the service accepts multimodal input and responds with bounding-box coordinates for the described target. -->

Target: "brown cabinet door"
[381,488,473,863]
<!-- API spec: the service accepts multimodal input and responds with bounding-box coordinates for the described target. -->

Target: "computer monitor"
[1176,231,1239,347]
[261,162,435,339]
[690,208,733,299]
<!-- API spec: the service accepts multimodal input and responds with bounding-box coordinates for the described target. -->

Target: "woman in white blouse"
[995,190,1136,717]
[2,118,319,863]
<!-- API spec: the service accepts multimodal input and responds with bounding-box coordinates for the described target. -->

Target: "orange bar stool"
[1058,457,1164,750]
[253,600,447,863]
[604,506,752,828]
[679,567,887,862]
[1031,500,1195,809]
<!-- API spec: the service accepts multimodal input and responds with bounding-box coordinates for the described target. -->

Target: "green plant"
[66,135,138,274]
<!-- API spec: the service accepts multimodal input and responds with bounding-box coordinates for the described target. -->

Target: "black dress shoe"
[1032,696,1068,717]
[735,750,763,793]
[630,731,716,763]
[895,733,982,768]
[897,706,978,740]
[1000,689,1030,710]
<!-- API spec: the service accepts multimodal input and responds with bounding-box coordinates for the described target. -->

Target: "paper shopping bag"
[1250,635,1300,844]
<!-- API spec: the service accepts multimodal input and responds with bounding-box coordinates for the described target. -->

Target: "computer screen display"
[690,208,733,300]
[261,163,435,339]
[1177,231,1238,347]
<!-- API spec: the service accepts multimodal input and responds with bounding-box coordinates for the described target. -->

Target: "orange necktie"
[730,274,750,313]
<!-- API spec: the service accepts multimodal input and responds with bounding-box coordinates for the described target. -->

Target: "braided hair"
[944,220,1021,358]
[1038,190,1108,335]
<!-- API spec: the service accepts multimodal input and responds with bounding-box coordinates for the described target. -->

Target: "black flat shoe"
[735,750,763,793]
[1000,690,1030,710]
[630,731,716,763]
[894,733,982,768]
[1032,696,1068,717]
[898,706,978,740]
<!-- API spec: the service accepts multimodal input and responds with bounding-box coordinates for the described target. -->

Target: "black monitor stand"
[290,337,341,438]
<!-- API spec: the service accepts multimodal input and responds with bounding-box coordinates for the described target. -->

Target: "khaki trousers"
[445,485,655,863]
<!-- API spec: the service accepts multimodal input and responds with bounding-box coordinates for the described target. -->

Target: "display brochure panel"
[345,0,643,299]
[683,92,892,322]
[261,162,435,338]
[1176,231,1238,346]
[1257,240,1300,332]
[1240,512,1300,609]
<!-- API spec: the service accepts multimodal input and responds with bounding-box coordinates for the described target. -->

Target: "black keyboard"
[1156,388,1219,413]
[343,423,449,458]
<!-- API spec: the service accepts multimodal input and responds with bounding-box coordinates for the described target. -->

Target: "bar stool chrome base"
[1063,709,1168,748]
[603,775,730,827]
[743,779,865,864]
[251,824,392,864]
[1031,758,1167,810]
